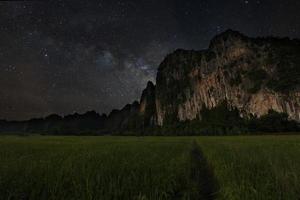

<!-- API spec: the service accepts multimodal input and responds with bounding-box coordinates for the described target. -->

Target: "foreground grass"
[0,136,202,200]
[197,136,300,200]
[1,135,300,199]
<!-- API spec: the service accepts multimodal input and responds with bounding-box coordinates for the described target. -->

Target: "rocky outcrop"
[155,30,300,125]
[105,30,300,129]
[104,81,157,132]
[139,81,157,127]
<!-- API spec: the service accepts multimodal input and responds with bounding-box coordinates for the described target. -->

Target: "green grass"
[0,135,300,200]
[197,136,300,200]
[0,136,201,200]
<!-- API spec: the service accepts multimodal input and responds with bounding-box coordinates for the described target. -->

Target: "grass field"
[0,136,300,199]
[197,136,300,200]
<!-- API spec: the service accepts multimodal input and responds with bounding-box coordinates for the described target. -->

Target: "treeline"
[0,104,299,136]
[132,103,300,136]
[0,111,108,135]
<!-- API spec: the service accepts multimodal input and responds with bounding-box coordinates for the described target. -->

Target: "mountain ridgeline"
[1,30,300,135]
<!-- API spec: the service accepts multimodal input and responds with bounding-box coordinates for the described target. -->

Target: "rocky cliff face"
[104,81,157,132]
[94,30,300,131]
[155,30,300,125]
[139,81,157,127]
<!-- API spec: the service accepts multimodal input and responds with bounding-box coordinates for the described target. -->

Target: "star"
[216,25,222,33]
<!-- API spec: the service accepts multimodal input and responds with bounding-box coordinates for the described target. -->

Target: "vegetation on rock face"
[147,102,299,136]
[264,38,300,92]
[229,73,242,86]
[246,68,268,93]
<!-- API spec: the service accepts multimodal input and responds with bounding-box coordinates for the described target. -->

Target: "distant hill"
[0,111,107,135]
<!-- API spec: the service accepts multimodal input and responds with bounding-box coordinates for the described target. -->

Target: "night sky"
[0,0,299,120]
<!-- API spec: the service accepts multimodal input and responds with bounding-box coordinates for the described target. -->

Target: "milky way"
[0,0,299,120]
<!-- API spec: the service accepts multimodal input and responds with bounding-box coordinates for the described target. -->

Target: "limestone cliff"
[139,81,157,127]
[104,81,157,132]
[155,30,300,125]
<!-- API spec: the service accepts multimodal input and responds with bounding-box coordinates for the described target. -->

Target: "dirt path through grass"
[190,142,219,200]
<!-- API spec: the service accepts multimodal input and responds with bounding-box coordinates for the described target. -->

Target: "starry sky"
[0,0,299,120]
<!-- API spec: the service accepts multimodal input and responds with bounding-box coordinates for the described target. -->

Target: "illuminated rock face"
[154,30,300,125]
[105,30,300,129]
